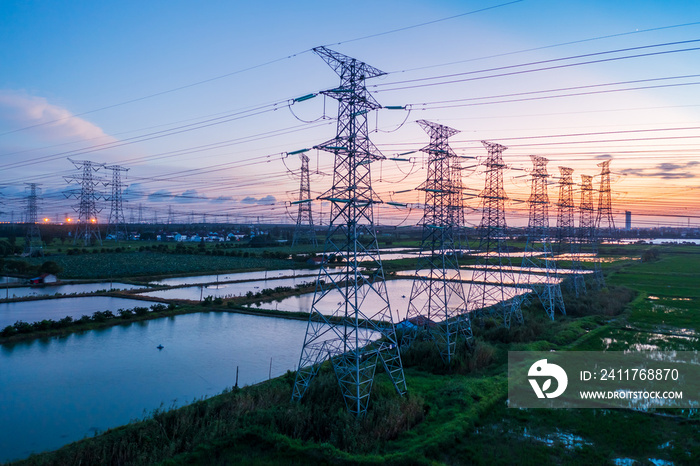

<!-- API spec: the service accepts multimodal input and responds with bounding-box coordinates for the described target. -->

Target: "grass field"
[27,252,294,279]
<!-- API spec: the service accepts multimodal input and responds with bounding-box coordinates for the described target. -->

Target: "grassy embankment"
[11,245,700,465]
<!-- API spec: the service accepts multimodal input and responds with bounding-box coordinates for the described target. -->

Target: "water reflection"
[140,275,330,300]
[246,279,526,321]
[150,268,337,286]
[0,296,163,328]
[0,312,309,462]
[0,282,144,300]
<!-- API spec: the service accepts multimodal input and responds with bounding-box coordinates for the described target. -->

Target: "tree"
[39,261,63,275]
[0,239,12,256]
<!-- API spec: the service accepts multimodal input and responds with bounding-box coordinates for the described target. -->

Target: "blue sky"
[1,0,699,227]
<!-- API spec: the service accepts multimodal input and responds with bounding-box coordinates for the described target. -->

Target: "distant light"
[90,218,97,223]
[66,218,72,223]
[43,218,49,222]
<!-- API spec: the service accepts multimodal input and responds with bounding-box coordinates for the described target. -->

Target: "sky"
[1,0,699,229]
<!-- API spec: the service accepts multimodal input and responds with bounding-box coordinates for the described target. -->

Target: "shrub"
[150,304,167,313]
[13,321,32,334]
[57,316,73,328]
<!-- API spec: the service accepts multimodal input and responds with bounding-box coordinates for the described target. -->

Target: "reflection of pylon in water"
[556,167,584,295]
[579,174,604,287]
[291,47,406,417]
[403,120,472,363]
[515,156,565,320]
[466,141,522,328]
[292,152,317,247]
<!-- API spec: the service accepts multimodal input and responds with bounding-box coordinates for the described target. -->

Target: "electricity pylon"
[467,141,522,328]
[450,156,467,251]
[292,152,317,247]
[64,159,105,246]
[596,160,615,238]
[403,120,472,363]
[106,165,129,241]
[24,183,43,256]
[556,167,584,295]
[167,205,175,225]
[292,47,406,417]
[515,156,565,320]
[580,174,603,287]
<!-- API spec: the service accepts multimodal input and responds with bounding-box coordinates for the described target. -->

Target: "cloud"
[148,189,173,202]
[620,161,699,180]
[124,182,146,200]
[177,189,199,204]
[0,90,115,143]
[241,195,277,205]
[211,195,233,203]
[594,154,613,160]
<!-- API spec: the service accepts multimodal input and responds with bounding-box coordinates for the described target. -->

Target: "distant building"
[625,211,632,230]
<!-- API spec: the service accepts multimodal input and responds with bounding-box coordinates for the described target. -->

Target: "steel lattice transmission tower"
[579,174,604,286]
[515,156,565,320]
[64,159,105,246]
[291,152,318,247]
[449,156,467,251]
[595,160,615,238]
[403,120,472,363]
[556,167,584,295]
[24,183,43,256]
[106,165,129,241]
[292,47,406,416]
[466,141,522,328]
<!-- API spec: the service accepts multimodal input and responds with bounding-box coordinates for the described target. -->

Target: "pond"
[0,282,145,300]
[139,275,332,301]
[395,268,566,284]
[149,268,332,286]
[0,312,311,462]
[246,279,527,321]
[0,296,162,328]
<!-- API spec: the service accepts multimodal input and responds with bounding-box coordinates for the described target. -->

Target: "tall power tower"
[403,120,472,363]
[466,141,522,328]
[292,47,406,416]
[64,159,105,246]
[106,165,129,241]
[516,156,565,320]
[579,174,603,286]
[167,205,175,225]
[556,167,584,295]
[291,152,317,247]
[596,160,615,237]
[450,156,467,251]
[24,183,43,256]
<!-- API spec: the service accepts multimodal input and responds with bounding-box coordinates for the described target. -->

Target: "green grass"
[27,252,294,279]
[607,250,700,298]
